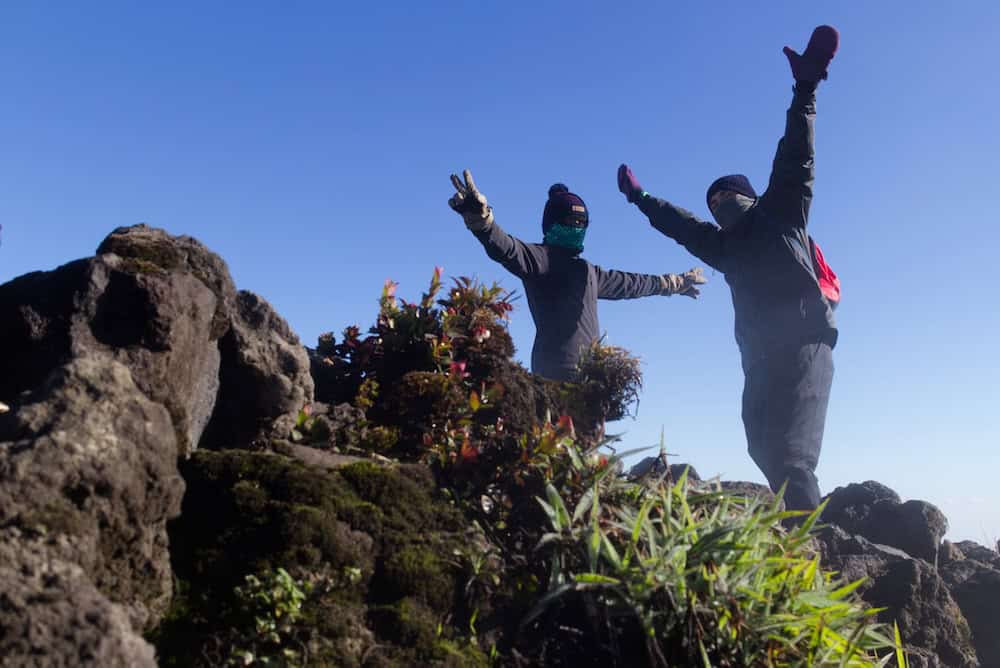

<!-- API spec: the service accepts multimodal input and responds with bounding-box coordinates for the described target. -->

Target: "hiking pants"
[742,340,834,511]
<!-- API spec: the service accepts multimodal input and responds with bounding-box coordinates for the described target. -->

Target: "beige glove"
[661,268,706,299]
[0,401,9,414]
[449,169,494,232]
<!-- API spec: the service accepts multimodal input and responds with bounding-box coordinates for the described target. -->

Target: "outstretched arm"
[449,169,547,278]
[595,267,662,300]
[638,196,727,272]
[618,164,727,272]
[597,266,706,300]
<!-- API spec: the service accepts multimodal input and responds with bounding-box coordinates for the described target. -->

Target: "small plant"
[575,338,643,421]
[289,405,322,443]
[227,568,310,667]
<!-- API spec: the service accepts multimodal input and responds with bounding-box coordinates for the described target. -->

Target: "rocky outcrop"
[0,225,318,666]
[0,225,234,455]
[941,546,1000,667]
[817,526,978,667]
[823,481,949,565]
[0,356,184,661]
[819,483,1000,667]
[200,290,314,448]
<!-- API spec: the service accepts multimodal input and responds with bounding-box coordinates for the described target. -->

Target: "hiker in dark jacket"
[448,170,705,381]
[616,25,841,511]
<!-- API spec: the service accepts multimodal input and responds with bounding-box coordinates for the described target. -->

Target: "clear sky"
[1,2,997,543]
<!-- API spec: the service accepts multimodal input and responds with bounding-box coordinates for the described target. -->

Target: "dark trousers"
[742,341,834,511]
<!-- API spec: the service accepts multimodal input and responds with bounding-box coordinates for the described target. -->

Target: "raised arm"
[471,219,548,278]
[759,83,817,227]
[449,169,547,278]
[760,25,839,228]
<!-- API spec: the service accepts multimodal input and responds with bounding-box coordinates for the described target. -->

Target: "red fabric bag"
[810,239,840,306]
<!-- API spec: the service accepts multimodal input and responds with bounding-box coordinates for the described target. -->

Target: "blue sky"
[1,2,997,542]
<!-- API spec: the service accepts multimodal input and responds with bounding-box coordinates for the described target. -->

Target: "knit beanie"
[706,174,757,209]
[542,183,589,234]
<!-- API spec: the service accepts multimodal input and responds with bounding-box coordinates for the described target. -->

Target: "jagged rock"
[96,223,237,338]
[201,290,314,448]
[938,539,965,566]
[0,356,184,644]
[717,480,775,501]
[822,481,948,564]
[817,525,979,667]
[628,456,701,481]
[272,441,367,470]
[0,530,157,667]
[822,480,900,524]
[954,540,1000,570]
[941,558,1000,667]
[0,224,237,454]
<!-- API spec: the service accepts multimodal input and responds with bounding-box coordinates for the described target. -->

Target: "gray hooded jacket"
[471,223,664,380]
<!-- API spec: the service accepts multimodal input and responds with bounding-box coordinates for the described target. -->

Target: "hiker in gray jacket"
[448,170,705,381]
[617,26,841,511]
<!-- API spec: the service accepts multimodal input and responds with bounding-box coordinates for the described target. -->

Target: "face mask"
[711,194,755,229]
[543,223,586,252]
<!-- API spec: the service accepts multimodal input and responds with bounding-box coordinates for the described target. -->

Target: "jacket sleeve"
[759,84,817,228]
[594,265,664,300]
[471,219,548,278]
[636,195,727,272]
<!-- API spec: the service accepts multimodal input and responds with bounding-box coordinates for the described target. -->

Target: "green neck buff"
[544,223,586,253]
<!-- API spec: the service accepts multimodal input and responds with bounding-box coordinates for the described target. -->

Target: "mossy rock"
[368,598,490,668]
[155,450,480,666]
[96,224,237,338]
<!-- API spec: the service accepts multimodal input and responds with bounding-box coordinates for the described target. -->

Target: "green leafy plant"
[227,568,310,667]
[520,450,904,667]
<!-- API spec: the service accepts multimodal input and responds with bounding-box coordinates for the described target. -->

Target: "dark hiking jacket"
[471,222,664,380]
[637,85,836,371]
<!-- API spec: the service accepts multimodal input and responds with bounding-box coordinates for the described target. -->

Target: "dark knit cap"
[706,174,757,209]
[542,183,589,233]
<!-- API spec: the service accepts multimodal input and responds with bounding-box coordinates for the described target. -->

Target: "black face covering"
[711,194,756,229]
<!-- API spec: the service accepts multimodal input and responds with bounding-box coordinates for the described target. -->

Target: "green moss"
[118,257,168,275]
[360,424,400,452]
[433,639,490,668]
[98,233,183,272]
[370,597,438,652]
[380,545,454,609]
[156,449,478,666]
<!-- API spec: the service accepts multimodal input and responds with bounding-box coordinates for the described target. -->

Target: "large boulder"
[816,525,978,667]
[200,290,314,448]
[822,481,948,564]
[0,225,237,455]
[941,557,1000,667]
[0,356,184,665]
